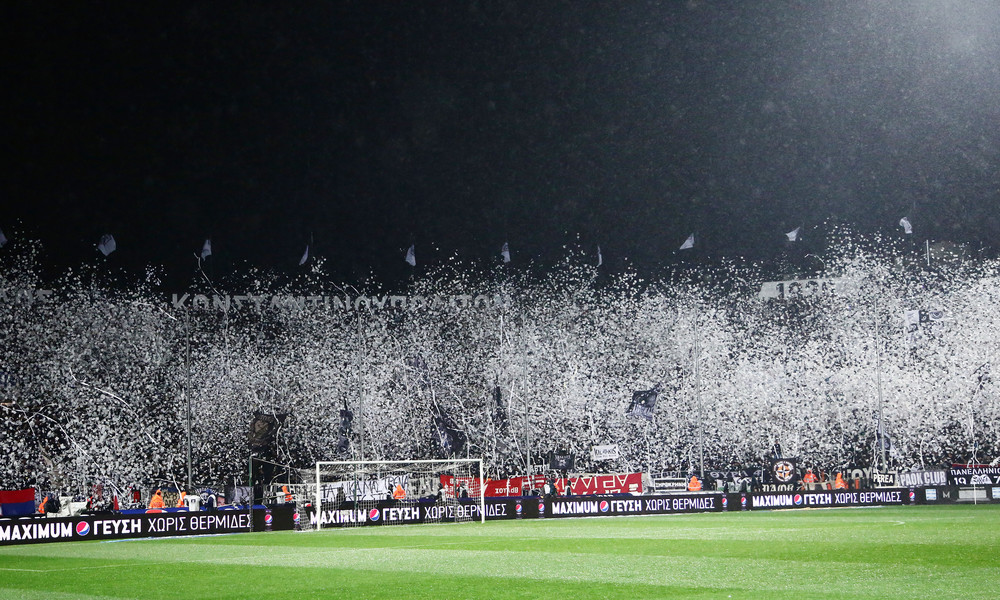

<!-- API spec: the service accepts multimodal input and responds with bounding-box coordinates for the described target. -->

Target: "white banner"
[321,474,409,502]
[591,444,619,461]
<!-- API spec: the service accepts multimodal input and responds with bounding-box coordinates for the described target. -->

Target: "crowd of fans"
[1,238,997,499]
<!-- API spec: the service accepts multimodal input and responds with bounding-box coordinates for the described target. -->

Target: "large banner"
[949,465,1000,486]
[548,494,720,517]
[321,474,410,502]
[308,494,721,528]
[749,489,907,510]
[309,498,513,528]
[0,510,253,546]
[898,470,947,488]
[569,473,643,495]
[480,473,644,497]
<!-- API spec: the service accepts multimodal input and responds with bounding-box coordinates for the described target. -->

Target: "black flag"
[406,356,432,390]
[248,413,287,450]
[335,409,353,455]
[432,404,467,456]
[548,450,575,471]
[626,384,662,421]
[768,457,799,484]
[493,385,510,438]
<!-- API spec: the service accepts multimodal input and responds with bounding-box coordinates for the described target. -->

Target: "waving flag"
[492,385,509,438]
[299,245,309,266]
[679,234,695,250]
[596,245,603,267]
[404,245,416,266]
[501,242,510,264]
[0,488,36,517]
[97,234,117,256]
[336,409,353,455]
[0,227,8,248]
[627,384,662,421]
[201,239,212,260]
[785,227,800,242]
[432,403,467,456]
[899,217,913,235]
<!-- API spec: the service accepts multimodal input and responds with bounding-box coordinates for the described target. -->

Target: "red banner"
[442,474,644,497]
[569,473,643,496]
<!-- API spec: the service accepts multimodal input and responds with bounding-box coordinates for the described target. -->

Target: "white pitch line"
[0,564,127,573]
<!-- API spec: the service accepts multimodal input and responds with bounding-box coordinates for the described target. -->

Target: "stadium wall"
[4,487,999,545]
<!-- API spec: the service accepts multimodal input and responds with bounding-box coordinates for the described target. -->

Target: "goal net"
[306,458,485,530]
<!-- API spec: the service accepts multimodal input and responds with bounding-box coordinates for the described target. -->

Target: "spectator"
[202,489,216,511]
[149,489,164,509]
[803,469,818,489]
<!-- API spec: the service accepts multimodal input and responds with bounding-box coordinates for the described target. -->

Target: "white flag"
[299,245,309,266]
[679,234,695,250]
[785,227,800,242]
[501,242,510,264]
[596,245,603,267]
[404,245,416,266]
[201,239,212,260]
[97,234,117,256]
[899,217,913,235]
[903,309,920,343]
[0,227,7,248]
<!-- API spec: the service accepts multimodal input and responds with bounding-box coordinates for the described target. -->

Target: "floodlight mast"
[874,292,887,475]
[695,305,704,480]
[184,313,193,492]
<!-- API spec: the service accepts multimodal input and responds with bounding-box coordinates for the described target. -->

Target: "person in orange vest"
[176,491,187,508]
[802,468,818,487]
[37,495,48,514]
[282,485,294,503]
[149,489,165,509]
[833,473,848,490]
[688,475,702,491]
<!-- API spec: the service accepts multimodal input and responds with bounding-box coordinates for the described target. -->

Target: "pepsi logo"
[740,496,747,507]
[293,512,300,523]
[515,503,522,514]
[793,494,803,506]
[909,491,916,501]
[368,508,381,522]
[722,497,728,509]
[264,513,273,525]
[537,502,545,513]
[599,500,609,513]
[75,521,90,536]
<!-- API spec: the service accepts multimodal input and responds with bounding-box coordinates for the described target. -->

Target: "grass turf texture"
[0,505,997,599]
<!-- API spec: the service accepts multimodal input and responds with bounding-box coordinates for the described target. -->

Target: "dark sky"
[7,1,1000,283]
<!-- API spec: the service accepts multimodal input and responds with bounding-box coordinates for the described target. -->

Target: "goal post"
[312,458,485,528]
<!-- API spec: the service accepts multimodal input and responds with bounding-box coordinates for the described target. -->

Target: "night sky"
[7,1,1000,284]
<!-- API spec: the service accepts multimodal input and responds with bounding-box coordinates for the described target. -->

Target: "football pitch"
[1,505,997,599]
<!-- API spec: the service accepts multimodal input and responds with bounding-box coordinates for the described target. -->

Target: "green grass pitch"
[1,505,998,599]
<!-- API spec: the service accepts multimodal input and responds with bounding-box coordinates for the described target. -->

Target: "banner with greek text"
[0,510,253,546]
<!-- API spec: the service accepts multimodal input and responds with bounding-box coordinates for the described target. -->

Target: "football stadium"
[6,2,1000,598]
[1,505,999,599]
